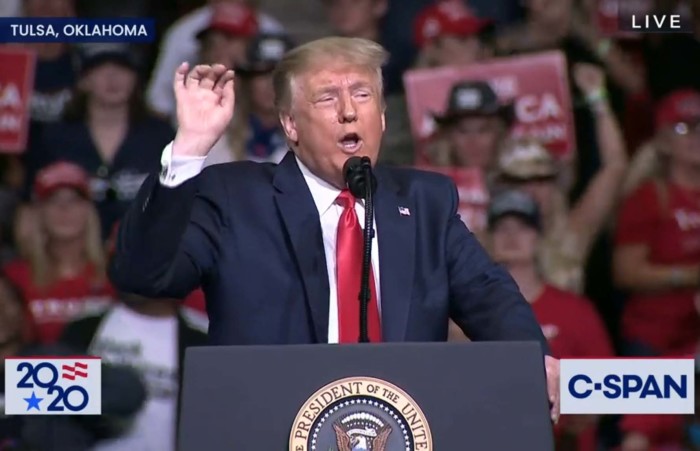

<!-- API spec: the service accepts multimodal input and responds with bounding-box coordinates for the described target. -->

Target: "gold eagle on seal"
[333,420,392,451]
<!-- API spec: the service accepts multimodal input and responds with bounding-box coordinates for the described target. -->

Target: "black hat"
[236,33,295,76]
[77,43,139,75]
[487,190,541,231]
[433,80,514,126]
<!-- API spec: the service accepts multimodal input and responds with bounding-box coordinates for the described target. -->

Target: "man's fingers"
[186,65,211,89]
[174,62,189,95]
[200,64,227,90]
[544,356,561,423]
[220,77,235,110]
[214,68,235,93]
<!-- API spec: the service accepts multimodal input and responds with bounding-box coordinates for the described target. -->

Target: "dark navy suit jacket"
[110,151,548,351]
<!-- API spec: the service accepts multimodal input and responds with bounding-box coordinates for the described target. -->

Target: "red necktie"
[336,190,382,343]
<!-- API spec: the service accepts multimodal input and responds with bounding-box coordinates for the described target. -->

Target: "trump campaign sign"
[415,166,489,232]
[404,51,575,162]
[5,357,101,415]
[0,47,35,153]
[560,358,695,414]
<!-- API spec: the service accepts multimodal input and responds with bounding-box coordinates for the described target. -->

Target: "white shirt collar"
[295,155,343,216]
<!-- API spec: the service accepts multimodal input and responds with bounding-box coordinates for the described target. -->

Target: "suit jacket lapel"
[374,168,415,341]
[273,152,329,343]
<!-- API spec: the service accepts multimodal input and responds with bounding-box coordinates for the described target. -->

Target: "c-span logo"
[560,358,695,415]
[4,357,101,415]
[289,376,432,451]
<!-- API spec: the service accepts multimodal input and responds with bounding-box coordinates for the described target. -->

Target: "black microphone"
[342,156,377,344]
[343,156,376,198]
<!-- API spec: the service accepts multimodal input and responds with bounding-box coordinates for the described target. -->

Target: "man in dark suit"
[109,36,560,420]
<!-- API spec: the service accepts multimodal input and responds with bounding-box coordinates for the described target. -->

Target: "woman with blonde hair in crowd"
[613,89,700,358]
[496,63,628,294]
[4,162,114,345]
[202,33,294,166]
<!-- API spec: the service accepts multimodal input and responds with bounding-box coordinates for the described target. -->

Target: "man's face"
[490,216,539,266]
[281,61,385,188]
[325,0,386,37]
[660,121,700,167]
[432,35,483,67]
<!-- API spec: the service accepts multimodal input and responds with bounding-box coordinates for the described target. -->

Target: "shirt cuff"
[159,141,207,187]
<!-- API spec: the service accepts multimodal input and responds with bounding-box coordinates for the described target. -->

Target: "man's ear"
[381,111,386,132]
[279,111,298,144]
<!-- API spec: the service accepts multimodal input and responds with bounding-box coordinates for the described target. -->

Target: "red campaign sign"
[0,47,36,153]
[415,165,489,232]
[404,51,575,163]
[595,0,653,37]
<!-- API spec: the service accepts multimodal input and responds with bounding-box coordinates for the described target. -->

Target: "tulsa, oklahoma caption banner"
[403,51,576,163]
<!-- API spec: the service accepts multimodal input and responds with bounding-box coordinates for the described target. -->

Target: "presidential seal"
[289,377,432,451]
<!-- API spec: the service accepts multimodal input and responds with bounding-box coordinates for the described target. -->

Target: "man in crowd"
[486,190,614,450]
[110,36,561,421]
[147,0,284,122]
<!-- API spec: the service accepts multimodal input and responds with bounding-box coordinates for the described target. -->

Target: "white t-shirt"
[89,304,179,451]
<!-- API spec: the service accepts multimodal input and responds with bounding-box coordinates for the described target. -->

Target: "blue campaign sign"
[0,18,156,43]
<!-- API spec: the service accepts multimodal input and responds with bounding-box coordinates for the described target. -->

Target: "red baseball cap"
[196,2,259,40]
[655,89,700,130]
[414,0,493,49]
[34,161,90,201]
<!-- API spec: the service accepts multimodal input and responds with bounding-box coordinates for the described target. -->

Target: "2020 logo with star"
[290,376,432,451]
[4,357,101,415]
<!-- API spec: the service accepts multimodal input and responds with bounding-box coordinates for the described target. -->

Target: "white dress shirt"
[159,143,381,343]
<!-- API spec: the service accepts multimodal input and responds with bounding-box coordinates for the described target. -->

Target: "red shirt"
[532,285,615,451]
[3,260,115,344]
[619,414,687,450]
[615,180,700,354]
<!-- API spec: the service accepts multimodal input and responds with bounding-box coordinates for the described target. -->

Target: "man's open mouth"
[338,133,363,153]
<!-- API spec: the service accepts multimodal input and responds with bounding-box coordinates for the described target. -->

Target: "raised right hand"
[172,62,236,157]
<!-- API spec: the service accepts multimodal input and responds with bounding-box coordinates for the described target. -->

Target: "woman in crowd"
[30,43,175,238]
[424,80,513,181]
[4,162,114,345]
[613,89,700,357]
[496,63,628,294]
[203,33,294,166]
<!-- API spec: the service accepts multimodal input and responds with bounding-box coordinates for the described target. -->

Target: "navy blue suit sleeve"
[109,168,226,299]
[444,180,550,355]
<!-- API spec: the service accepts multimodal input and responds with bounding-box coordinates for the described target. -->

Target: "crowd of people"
[0,0,699,449]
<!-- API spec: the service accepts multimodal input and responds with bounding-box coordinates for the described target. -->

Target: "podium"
[177,341,554,450]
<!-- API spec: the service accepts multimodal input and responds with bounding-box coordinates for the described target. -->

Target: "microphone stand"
[358,158,374,343]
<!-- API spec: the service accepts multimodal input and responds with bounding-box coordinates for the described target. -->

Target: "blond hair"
[17,202,106,289]
[272,36,389,113]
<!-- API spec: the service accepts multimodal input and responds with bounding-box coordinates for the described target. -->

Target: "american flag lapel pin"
[398,206,411,216]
